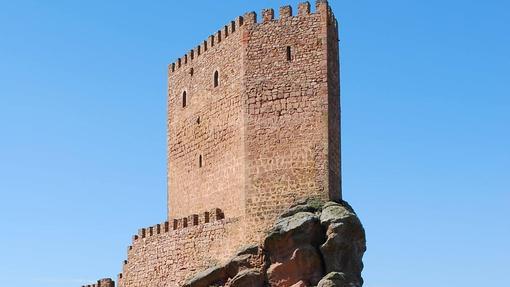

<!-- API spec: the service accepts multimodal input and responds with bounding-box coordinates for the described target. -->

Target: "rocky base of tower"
[183,199,366,287]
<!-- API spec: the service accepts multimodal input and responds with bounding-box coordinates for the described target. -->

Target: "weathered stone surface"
[279,198,327,219]
[264,212,323,260]
[320,203,355,226]
[226,251,263,278]
[279,204,317,219]
[267,245,323,286]
[183,265,227,287]
[320,203,366,286]
[229,269,264,287]
[317,272,350,287]
[264,210,325,286]
[226,254,252,276]
[225,244,262,277]
[183,243,263,287]
[236,244,259,256]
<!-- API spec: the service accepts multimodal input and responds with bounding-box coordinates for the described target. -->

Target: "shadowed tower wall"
[242,1,341,240]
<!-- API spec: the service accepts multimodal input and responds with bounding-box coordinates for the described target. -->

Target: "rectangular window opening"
[286,46,292,61]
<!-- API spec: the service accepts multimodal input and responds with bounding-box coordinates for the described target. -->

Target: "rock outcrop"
[183,199,366,287]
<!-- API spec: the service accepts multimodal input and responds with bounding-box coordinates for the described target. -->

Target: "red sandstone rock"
[320,202,366,286]
[267,246,323,287]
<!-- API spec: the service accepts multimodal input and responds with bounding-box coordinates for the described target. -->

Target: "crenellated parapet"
[130,208,224,243]
[169,15,244,73]
[116,208,231,286]
[169,0,337,74]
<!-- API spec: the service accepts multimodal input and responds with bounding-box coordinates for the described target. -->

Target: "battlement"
[129,208,224,244]
[169,15,244,73]
[117,208,230,284]
[81,278,114,287]
[169,0,337,74]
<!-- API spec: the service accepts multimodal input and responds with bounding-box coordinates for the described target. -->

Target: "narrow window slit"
[214,71,219,87]
[286,46,292,61]
[182,91,187,108]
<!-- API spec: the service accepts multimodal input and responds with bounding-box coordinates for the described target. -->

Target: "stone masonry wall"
[167,1,341,233]
[326,4,341,201]
[167,15,246,220]
[167,0,340,242]
[242,1,341,242]
[117,209,243,287]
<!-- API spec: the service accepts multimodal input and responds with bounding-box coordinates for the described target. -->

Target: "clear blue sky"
[0,1,508,286]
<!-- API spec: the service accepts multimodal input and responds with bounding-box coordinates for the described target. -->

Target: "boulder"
[267,245,323,286]
[320,203,366,286]
[229,269,264,287]
[236,244,259,256]
[317,272,350,287]
[264,212,323,261]
[320,203,356,226]
[183,265,227,287]
[279,204,317,219]
[264,211,326,286]
[184,243,263,287]
[279,197,325,219]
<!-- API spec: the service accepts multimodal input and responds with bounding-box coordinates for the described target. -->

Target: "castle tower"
[167,0,340,236]
[104,2,344,286]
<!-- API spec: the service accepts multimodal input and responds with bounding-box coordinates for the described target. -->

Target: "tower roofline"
[168,1,337,74]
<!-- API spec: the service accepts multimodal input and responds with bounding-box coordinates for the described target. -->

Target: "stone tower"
[83,2,346,287]
[167,0,341,238]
